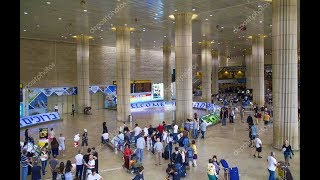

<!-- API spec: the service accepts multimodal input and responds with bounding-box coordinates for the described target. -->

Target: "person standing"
[82,129,88,149]
[191,140,197,167]
[91,147,99,174]
[263,112,271,128]
[250,124,258,147]
[162,129,168,147]
[253,136,262,158]
[229,108,235,123]
[240,107,245,123]
[40,147,48,176]
[31,160,42,180]
[51,137,59,157]
[21,149,30,180]
[86,155,95,179]
[71,104,75,116]
[49,155,59,180]
[49,128,55,144]
[136,133,145,162]
[58,133,66,157]
[200,120,207,139]
[222,108,228,126]
[173,123,179,143]
[153,138,163,166]
[82,148,91,180]
[75,149,83,180]
[157,123,164,141]
[193,119,199,139]
[282,140,294,166]
[24,129,30,142]
[54,104,59,112]
[207,159,218,180]
[267,152,279,180]
[166,134,174,160]
[123,144,132,170]
[64,160,73,180]
[133,123,142,144]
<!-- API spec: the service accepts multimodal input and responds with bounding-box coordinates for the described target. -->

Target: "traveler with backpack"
[185,144,194,168]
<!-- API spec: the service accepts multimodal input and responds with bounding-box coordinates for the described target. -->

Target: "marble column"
[201,40,212,103]
[252,35,265,107]
[76,35,90,113]
[174,13,194,126]
[272,0,299,150]
[245,52,253,90]
[211,51,219,95]
[163,39,172,101]
[115,26,131,122]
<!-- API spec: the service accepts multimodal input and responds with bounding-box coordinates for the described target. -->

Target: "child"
[185,144,194,169]
[191,140,197,167]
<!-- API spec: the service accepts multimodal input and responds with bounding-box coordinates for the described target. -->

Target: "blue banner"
[20,112,61,128]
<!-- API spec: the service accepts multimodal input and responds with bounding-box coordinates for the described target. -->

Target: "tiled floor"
[20,107,300,180]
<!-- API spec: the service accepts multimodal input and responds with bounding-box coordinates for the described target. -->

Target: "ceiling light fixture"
[221,26,224,29]
[83,9,87,12]
[205,18,208,21]
[24,12,28,15]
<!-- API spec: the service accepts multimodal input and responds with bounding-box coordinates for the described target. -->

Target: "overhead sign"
[20,112,61,128]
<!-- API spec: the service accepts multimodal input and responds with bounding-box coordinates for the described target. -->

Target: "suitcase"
[229,167,239,180]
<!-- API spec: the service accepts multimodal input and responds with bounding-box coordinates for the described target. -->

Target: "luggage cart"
[220,159,240,180]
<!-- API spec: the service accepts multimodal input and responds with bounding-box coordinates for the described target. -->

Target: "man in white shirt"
[253,136,262,158]
[173,123,179,142]
[102,132,109,144]
[54,104,58,112]
[267,152,279,180]
[136,135,145,162]
[133,123,142,144]
[86,154,95,177]
[153,138,164,166]
[75,150,83,179]
[87,168,103,180]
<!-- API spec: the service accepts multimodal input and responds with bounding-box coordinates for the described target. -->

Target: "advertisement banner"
[104,85,117,109]
[89,86,101,94]
[152,83,164,100]
[20,112,61,128]
[28,88,48,115]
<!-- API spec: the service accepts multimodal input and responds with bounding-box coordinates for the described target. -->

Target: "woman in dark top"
[51,137,59,157]
[102,122,108,133]
[25,129,29,142]
[64,160,73,180]
[31,160,42,180]
[282,140,294,166]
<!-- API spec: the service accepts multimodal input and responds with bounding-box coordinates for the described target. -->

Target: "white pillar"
[272,0,299,150]
[211,52,219,95]
[174,13,194,125]
[76,35,91,113]
[252,35,265,107]
[245,53,253,90]
[115,26,131,122]
[201,41,212,103]
[163,39,172,101]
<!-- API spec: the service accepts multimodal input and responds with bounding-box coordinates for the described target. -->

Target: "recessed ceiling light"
[205,19,208,21]
[24,12,28,15]
[259,21,263,23]
[83,9,87,12]
[192,8,196,11]
[23,29,26,32]
[46,1,51,5]
[58,18,62,20]
[210,14,213,16]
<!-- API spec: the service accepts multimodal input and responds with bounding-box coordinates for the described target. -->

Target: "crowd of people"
[21,97,295,180]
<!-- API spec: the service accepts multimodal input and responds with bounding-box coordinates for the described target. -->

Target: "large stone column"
[245,53,253,90]
[272,0,299,150]
[211,51,219,95]
[201,40,212,102]
[76,35,91,113]
[115,26,131,122]
[163,38,172,101]
[174,13,194,125]
[252,35,265,107]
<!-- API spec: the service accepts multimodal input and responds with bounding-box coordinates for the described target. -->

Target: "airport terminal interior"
[20,0,300,180]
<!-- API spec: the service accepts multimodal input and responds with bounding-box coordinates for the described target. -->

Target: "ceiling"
[20,0,300,56]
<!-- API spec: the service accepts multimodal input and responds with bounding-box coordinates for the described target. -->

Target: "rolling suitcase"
[229,167,240,180]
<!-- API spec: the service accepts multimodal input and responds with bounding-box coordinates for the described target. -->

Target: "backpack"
[186,147,193,158]
[183,137,189,147]
[178,137,185,147]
